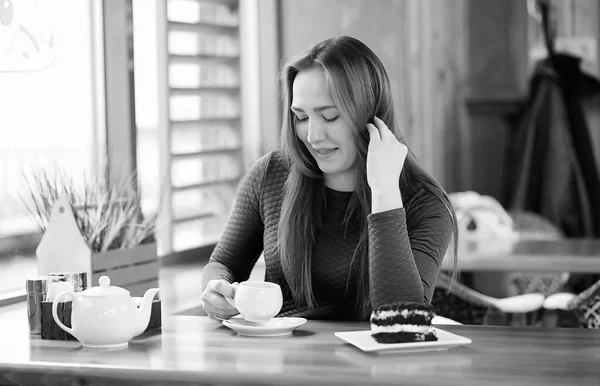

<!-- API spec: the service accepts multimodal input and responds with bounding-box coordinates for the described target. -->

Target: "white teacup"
[225,281,283,323]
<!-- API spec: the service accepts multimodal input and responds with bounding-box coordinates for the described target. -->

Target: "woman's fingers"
[367,123,381,141]
[368,116,395,143]
[201,279,240,320]
[212,279,236,298]
[373,116,394,139]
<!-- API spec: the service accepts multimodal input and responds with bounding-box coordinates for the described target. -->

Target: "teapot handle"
[52,291,76,335]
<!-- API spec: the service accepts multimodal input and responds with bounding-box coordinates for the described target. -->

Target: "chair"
[508,211,570,296]
[472,211,569,298]
[541,279,600,329]
[433,272,545,326]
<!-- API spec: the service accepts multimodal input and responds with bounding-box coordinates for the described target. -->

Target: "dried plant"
[19,163,159,253]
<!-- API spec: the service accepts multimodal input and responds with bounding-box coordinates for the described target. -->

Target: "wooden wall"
[276,0,600,198]
[460,0,529,200]
[278,0,466,191]
[549,0,600,169]
[462,0,600,202]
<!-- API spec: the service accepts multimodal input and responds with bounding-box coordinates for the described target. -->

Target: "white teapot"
[52,275,159,348]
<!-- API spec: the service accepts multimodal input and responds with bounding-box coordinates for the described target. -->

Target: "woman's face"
[291,68,357,191]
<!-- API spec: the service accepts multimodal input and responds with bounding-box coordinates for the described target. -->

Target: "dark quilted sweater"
[202,151,452,321]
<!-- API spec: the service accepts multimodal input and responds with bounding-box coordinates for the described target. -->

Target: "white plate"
[222,317,307,337]
[334,328,472,353]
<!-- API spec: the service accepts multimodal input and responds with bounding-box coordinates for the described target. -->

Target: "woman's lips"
[314,147,338,156]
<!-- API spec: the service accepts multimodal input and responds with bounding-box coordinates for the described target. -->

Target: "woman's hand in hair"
[366,117,407,212]
[366,116,407,190]
[201,279,240,321]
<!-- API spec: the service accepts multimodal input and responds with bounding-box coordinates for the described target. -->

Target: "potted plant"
[20,164,160,296]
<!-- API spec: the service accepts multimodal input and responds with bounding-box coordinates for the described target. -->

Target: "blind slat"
[173,212,217,224]
[170,117,241,126]
[172,177,241,192]
[169,54,239,66]
[170,86,240,97]
[188,0,238,8]
[168,21,238,36]
[171,147,242,160]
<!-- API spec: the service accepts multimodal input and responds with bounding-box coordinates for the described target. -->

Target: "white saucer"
[222,317,307,337]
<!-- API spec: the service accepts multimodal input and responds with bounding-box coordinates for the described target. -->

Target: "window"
[0,0,104,299]
[134,0,250,257]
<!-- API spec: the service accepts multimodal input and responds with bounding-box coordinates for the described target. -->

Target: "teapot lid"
[82,276,130,297]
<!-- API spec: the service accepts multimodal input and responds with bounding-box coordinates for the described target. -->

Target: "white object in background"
[492,293,546,313]
[46,281,74,302]
[36,196,93,288]
[450,191,518,241]
[543,292,577,311]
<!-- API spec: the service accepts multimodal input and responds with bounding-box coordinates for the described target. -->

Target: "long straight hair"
[277,36,458,320]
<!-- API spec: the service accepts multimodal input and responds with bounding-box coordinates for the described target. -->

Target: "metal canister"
[47,272,88,292]
[25,276,52,334]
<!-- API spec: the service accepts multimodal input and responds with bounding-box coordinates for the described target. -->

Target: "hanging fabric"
[505,1,600,236]
[505,0,600,292]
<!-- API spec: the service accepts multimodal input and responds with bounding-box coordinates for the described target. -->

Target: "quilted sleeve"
[201,152,271,288]
[368,192,453,306]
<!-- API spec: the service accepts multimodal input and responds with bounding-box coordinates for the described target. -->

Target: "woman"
[201,36,457,321]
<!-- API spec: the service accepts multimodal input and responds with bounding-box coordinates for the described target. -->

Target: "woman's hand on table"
[201,280,240,321]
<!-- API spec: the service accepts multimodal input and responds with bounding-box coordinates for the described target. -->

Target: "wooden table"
[441,238,600,273]
[1,304,600,385]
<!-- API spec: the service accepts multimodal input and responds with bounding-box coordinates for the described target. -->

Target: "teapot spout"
[134,287,159,336]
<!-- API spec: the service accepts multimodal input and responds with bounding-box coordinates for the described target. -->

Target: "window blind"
[158,0,243,254]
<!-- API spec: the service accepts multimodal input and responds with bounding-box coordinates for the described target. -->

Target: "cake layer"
[370,312,433,326]
[370,301,435,326]
[374,301,435,314]
[372,331,438,344]
[370,323,435,335]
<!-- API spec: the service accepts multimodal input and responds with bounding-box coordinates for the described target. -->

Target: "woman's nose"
[306,121,326,144]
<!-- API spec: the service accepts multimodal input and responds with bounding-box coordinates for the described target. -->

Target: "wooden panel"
[103,0,138,185]
[125,279,160,297]
[277,0,467,191]
[465,112,511,199]
[92,260,160,286]
[426,0,468,192]
[467,0,528,98]
[278,0,409,144]
[570,0,600,170]
[91,243,158,271]
[459,0,528,195]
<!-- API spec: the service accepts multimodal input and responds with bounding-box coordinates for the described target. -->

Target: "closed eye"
[294,115,308,123]
[323,115,339,122]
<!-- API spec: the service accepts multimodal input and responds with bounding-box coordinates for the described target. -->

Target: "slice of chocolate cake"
[370,301,438,344]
